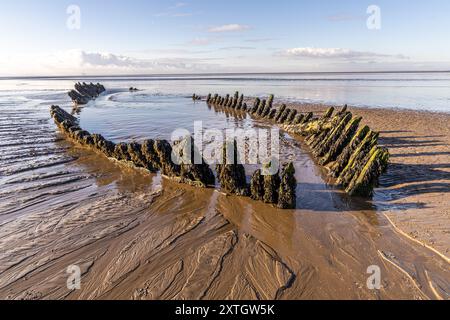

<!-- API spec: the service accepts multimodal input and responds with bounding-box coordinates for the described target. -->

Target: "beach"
[287,103,450,259]
[0,78,449,300]
[3,0,450,310]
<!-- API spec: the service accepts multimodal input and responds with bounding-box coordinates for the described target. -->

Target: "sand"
[285,103,450,260]
[0,101,449,300]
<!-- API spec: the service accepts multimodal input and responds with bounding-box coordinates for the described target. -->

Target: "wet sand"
[0,98,449,300]
[285,103,450,261]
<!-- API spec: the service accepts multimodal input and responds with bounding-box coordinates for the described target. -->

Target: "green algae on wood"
[323,107,335,119]
[329,125,370,178]
[292,114,305,125]
[172,136,215,188]
[285,109,298,124]
[277,162,297,209]
[278,108,292,123]
[250,169,265,201]
[274,104,287,122]
[263,163,281,204]
[336,130,380,187]
[251,98,261,114]
[346,147,390,196]
[313,112,352,158]
[216,140,249,196]
[320,116,362,165]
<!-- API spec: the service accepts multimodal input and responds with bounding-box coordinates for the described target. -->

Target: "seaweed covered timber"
[50,105,214,188]
[68,82,106,105]
[50,105,297,209]
[192,94,202,101]
[216,140,249,196]
[205,92,389,197]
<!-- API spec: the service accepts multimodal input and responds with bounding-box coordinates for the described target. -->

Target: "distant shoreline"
[2,70,450,80]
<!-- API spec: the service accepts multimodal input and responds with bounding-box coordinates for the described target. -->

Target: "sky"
[1,0,450,76]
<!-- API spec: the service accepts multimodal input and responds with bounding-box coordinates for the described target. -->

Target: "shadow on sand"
[372,132,450,209]
[293,130,450,214]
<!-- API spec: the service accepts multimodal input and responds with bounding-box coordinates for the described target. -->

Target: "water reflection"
[2,72,450,112]
[61,91,385,229]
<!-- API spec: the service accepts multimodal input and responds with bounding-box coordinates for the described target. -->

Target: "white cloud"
[187,38,212,46]
[245,38,278,43]
[154,2,193,17]
[0,49,218,76]
[281,47,409,60]
[208,24,251,33]
[219,46,256,51]
[169,2,187,9]
[3,48,444,76]
[171,12,193,17]
[78,51,136,67]
[76,50,217,72]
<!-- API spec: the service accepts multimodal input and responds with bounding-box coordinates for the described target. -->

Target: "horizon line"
[1,70,450,80]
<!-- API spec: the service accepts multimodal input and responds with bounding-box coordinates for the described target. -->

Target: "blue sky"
[1,0,450,75]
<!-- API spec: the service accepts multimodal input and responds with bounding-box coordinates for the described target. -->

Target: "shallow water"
[1,71,450,112]
[0,81,449,300]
